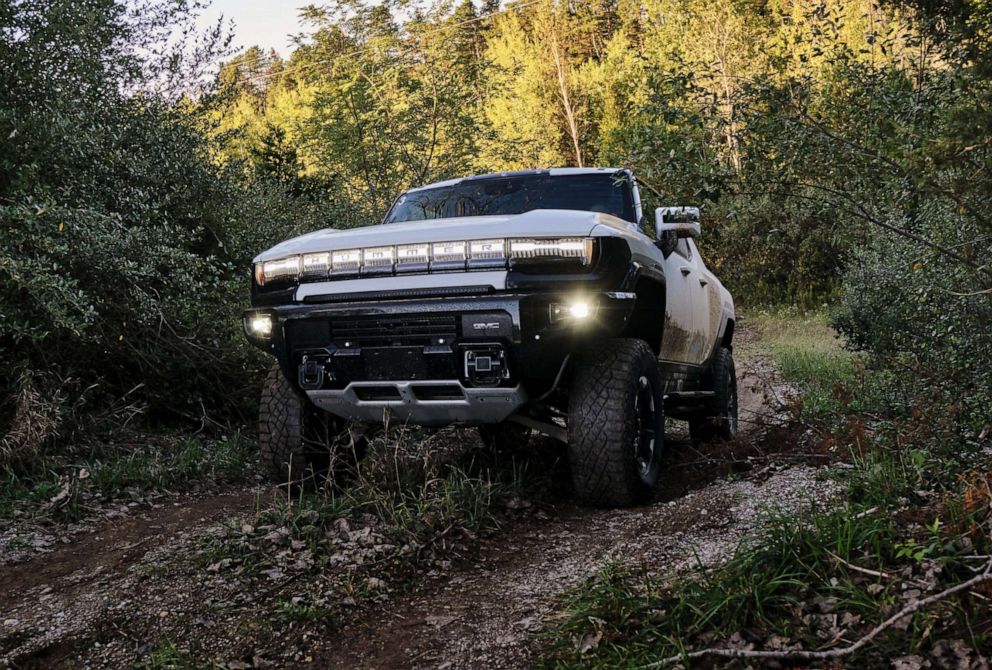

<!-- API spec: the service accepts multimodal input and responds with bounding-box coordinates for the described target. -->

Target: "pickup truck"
[243,168,737,507]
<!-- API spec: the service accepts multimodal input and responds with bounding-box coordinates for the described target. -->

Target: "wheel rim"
[633,375,658,479]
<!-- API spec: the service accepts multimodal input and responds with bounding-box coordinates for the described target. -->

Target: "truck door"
[687,239,722,365]
[663,237,713,366]
[659,237,697,365]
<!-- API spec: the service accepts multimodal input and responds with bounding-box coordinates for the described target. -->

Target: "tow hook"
[298,356,326,390]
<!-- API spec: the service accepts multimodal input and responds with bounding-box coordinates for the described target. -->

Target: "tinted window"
[385,173,635,224]
[676,238,692,259]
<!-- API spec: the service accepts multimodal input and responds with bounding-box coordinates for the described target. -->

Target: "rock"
[892,655,930,670]
[333,518,351,537]
[578,630,602,653]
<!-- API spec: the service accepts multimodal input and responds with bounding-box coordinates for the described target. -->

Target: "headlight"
[253,237,596,286]
[363,246,395,273]
[254,256,301,286]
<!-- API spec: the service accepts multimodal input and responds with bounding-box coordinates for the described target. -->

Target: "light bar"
[432,241,467,263]
[331,249,361,274]
[253,237,596,287]
[396,243,430,268]
[363,246,395,272]
[468,239,506,260]
[302,252,330,276]
[509,238,593,263]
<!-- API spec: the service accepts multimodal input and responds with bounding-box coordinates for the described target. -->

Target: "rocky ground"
[0,325,839,669]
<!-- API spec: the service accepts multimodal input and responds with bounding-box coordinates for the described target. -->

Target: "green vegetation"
[138,640,202,670]
[539,501,990,668]
[748,310,859,422]
[202,426,547,562]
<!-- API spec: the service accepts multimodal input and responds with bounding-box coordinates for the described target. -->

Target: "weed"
[275,598,331,623]
[138,640,201,670]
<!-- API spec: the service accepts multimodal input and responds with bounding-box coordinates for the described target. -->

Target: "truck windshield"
[384,173,635,224]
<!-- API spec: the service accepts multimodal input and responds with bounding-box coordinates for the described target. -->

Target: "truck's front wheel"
[567,339,664,507]
[259,366,365,486]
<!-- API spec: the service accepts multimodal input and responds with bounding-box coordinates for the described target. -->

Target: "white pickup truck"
[244,168,737,507]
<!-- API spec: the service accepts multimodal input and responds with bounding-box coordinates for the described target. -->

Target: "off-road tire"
[478,422,531,455]
[689,346,738,445]
[259,366,365,486]
[567,338,664,507]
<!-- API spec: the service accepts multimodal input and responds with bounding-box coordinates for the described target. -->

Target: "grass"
[747,308,861,422]
[0,432,256,521]
[539,498,989,668]
[138,640,202,670]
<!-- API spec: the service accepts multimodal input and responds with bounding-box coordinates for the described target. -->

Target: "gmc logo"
[473,322,500,330]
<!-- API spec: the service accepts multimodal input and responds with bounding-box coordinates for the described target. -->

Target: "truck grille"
[331,315,458,347]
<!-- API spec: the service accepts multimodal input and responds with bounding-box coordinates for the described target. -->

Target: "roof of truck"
[406,167,627,193]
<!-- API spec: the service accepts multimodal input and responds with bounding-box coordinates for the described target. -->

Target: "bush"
[0,0,349,464]
[833,207,992,432]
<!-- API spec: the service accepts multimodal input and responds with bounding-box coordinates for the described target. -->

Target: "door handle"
[680,266,691,276]
[699,278,709,287]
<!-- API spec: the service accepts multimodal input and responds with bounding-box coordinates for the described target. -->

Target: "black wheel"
[259,366,366,486]
[567,339,664,507]
[478,422,531,455]
[689,347,739,445]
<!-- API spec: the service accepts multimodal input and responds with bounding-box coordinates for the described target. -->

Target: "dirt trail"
[323,464,834,670]
[0,324,835,668]
[0,489,262,666]
[0,490,255,600]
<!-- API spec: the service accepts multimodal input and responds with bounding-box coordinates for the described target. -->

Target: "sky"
[197,0,311,58]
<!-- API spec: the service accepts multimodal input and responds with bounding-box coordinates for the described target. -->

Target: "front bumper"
[306,381,526,426]
[244,290,637,425]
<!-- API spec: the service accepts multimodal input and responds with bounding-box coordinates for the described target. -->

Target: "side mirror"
[655,206,701,239]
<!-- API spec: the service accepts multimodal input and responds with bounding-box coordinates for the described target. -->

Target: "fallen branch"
[825,549,895,581]
[639,556,992,668]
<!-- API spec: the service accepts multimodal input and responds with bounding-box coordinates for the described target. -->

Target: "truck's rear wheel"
[259,366,365,486]
[689,346,738,445]
[567,339,664,507]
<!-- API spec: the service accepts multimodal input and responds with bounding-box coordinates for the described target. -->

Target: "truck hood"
[254,209,636,262]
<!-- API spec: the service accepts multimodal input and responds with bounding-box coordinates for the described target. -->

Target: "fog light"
[550,300,595,322]
[249,315,273,337]
[569,302,591,319]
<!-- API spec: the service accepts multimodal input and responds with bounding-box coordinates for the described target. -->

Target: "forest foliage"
[1,0,990,464]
